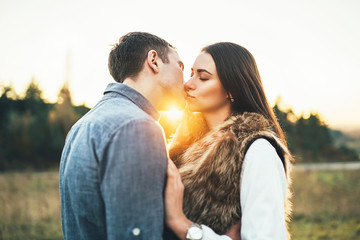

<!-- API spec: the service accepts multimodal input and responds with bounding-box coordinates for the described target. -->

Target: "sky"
[0,0,359,129]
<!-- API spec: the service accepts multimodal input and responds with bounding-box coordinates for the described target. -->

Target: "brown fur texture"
[169,111,293,236]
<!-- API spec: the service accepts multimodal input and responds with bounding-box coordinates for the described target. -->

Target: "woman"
[164,42,293,240]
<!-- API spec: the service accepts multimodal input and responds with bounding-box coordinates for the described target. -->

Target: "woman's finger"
[225,220,241,240]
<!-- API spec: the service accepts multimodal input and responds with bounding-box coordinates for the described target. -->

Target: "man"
[59,32,185,239]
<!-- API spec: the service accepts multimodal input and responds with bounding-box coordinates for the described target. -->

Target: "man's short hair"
[108,32,175,83]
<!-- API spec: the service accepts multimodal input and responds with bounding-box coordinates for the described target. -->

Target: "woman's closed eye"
[190,69,209,81]
[199,74,209,81]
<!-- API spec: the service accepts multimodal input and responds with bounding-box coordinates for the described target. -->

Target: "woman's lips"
[186,93,195,99]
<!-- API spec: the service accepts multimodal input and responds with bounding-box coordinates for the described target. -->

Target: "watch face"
[188,225,203,239]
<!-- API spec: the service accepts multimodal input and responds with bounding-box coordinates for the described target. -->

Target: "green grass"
[290,216,360,240]
[0,169,359,239]
[290,170,360,240]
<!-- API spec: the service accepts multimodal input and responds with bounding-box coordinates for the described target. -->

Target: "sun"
[162,107,183,122]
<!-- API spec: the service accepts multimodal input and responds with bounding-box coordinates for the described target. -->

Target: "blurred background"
[0,0,359,239]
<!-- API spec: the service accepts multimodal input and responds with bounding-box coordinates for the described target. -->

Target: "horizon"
[1,0,359,129]
[1,77,359,132]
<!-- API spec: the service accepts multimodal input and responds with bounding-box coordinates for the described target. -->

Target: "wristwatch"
[186,223,203,240]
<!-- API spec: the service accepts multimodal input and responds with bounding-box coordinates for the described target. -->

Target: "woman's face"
[184,52,230,113]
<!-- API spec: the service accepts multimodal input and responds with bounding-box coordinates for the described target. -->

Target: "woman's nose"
[184,78,195,92]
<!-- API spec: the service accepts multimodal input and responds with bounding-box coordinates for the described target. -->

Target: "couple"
[59,32,293,240]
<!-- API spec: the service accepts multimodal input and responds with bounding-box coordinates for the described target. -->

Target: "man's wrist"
[186,223,203,240]
[168,216,193,240]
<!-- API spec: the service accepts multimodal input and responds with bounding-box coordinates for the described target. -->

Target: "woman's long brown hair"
[202,42,288,149]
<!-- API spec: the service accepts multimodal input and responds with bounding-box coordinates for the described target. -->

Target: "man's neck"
[123,78,161,110]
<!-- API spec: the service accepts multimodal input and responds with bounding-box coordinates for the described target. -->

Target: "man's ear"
[146,50,160,73]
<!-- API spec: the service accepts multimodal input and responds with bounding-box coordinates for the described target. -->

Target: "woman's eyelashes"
[199,74,209,80]
[190,72,209,81]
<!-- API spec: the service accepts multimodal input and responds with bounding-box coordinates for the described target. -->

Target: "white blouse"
[200,138,288,240]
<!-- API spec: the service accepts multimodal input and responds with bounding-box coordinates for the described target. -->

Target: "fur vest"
[169,112,293,236]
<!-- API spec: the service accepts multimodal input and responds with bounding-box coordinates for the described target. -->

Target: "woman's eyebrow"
[198,69,212,75]
[191,68,212,75]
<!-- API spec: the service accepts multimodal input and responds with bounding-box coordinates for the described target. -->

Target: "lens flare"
[162,107,183,122]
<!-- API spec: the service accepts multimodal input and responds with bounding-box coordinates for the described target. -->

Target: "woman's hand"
[165,158,193,240]
[225,220,241,240]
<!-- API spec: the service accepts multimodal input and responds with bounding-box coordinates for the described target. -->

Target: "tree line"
[0,79,88,171]
[273,103,358,163]
[0,79,358,171]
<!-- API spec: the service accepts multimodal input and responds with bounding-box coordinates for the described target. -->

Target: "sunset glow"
[161,107,183,122]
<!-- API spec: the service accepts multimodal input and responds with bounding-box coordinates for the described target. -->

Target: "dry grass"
[0,169,359,239]
[0,171,62,240]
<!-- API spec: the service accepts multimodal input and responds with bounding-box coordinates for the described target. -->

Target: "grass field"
[0,169,359,240]
[0,171,62,240]
[290,170,360,239]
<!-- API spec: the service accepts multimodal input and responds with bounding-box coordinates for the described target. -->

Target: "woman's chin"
[186,102,201,113]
